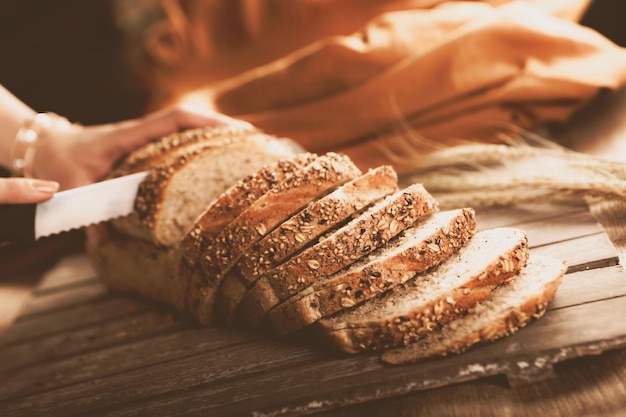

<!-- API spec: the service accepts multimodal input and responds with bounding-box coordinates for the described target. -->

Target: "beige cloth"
[186,1,626,174]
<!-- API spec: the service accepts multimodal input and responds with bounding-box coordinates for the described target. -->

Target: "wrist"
[9,112,73,178]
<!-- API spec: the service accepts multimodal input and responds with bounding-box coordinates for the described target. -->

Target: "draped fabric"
[180,1,626,174]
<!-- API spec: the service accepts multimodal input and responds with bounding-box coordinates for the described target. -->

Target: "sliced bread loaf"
[180,152,317,266]
[239,183,440,326]
[216,166,400,322]
[269,208,477,336]
[188,152,362,325]
[111,133,297,247]
[317,227,530,353]
[381,255,566,364]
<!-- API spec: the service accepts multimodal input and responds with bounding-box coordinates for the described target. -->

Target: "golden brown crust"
[318,228,530,354]
[216,166,399,323]
[188,152,362,325]
[108,125,258,178]
[111,132,297,246]
[239,183,440,326]
[180,152,317,265]
[269,208,478,336]
[238,166,399,283]
[381,256,566,364]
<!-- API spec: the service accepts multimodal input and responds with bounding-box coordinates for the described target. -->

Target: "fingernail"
[29,179,60,194]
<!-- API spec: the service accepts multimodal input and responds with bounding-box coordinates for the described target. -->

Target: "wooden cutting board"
[1,201,625,417]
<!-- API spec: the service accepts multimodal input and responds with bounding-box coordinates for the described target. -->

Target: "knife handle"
[0,204,36,243]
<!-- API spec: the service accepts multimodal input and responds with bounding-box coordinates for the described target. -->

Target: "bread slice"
[317,227,530,353]
[111,132,298,247]
[85,224,186,312]
[239,183,440,327]
[216,166,400,323]
[188,152,362,325]
[180,152,317,266]
[269,208,477,336]
[381,255,566,364]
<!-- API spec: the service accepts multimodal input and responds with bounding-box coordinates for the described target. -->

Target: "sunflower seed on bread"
[269,208,477,336]
[180,152,316,266]
[317,227,529,353]
[381,255,566,364]
[188,152,362,325]
[217,165,400,323]
[110,131,297,247]
[239,183,440,327]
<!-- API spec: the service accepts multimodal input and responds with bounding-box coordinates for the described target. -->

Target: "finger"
[113,106,252,153]
[0,178,60,204]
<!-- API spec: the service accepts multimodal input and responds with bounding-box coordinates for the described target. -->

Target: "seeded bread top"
[318,227,530,353]
[268,208,477,335]
[115,134,296,246]
[180,152,316,264]
[237,165,399,285]
[215,166,399,323]
[198,152,362,284]
[381,255,566,364]
[187,152,362,324]
[262,183,440,302]
[109,125,259,178]
[236,183,440,327]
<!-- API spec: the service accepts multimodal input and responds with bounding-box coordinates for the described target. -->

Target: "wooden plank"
[475,201,588,230]
[1,263,624,414]
[530,232,619,273]
[501,211,603,248]
[1,233,617,373]
[2,295,624,417]
[0,296,154,348]
[0,326,269,401]
[0,331,329,417]
[0,309,188,373]
[1,200,623,417]
[549,265,626,310]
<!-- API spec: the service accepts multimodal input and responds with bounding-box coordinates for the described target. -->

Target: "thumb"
[0,178,60,204]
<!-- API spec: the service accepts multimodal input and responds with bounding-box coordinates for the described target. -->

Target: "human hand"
[0,178,59,204]
[30,104,249,190]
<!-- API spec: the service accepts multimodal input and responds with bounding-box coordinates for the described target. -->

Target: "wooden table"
[1,197,626,417]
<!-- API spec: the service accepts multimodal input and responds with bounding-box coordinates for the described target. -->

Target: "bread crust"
[381,256,566,364]
[269,208,477,336]
[216,166,400,323]
[318,227,530,353]
[240,183,440,326]
[180,153,316,265]
[108,126,258,178]
[188,152,362,325]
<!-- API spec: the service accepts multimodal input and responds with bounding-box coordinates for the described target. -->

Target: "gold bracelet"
[9,112,71,178]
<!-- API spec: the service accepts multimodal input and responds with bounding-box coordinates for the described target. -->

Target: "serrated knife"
[0,171,149,242]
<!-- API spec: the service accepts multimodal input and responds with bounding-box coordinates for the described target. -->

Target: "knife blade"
[0,171,149,242]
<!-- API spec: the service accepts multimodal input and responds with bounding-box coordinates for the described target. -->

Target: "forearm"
[0,85,37,170]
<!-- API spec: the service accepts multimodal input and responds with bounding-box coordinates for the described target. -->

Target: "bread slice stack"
[87,127,566,361]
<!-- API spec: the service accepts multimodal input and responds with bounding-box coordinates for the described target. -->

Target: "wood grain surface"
[1,200,625,417]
